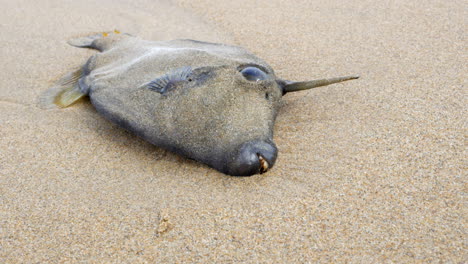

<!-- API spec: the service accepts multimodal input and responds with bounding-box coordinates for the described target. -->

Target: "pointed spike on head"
[282,75,359,94]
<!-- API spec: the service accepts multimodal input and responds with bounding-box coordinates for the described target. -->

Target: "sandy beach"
[1,0,465,262]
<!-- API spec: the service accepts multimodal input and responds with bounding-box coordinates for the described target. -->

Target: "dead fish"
[40,30,358,176]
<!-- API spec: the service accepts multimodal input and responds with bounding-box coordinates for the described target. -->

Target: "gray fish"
[40,30,358,176]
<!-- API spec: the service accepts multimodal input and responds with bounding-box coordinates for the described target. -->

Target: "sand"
[0,0,465,262]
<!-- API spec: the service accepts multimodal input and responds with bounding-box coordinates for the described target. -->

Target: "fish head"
[147,64,283,176]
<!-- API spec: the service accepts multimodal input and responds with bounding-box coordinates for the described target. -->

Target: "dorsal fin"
[67,30,131,51]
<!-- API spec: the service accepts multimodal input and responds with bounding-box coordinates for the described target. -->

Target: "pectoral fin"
[143,66,193,95]
[39,68,86,109]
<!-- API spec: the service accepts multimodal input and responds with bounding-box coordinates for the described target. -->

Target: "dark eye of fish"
[240,67,268,82]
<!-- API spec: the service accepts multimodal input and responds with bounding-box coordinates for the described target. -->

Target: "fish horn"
[282,75,359,94]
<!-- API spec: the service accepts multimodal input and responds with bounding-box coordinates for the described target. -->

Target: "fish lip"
[257,154,269,174]
[222,139,278,176]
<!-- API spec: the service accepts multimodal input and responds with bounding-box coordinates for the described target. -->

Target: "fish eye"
[240,67,268,81]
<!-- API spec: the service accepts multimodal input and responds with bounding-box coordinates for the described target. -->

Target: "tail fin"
[38,68,86,109]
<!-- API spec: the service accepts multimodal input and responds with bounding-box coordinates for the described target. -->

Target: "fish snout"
[227,140,278,176]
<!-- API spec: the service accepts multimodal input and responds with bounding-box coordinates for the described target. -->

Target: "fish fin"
[145,66,193,94]
[67,34,103,49]
[68,30,131,51]
[39,68,86,109]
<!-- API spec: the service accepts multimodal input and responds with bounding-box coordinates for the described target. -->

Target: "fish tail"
[38,67,86,109]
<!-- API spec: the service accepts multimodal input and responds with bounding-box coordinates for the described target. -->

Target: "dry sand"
[0,0,466,262]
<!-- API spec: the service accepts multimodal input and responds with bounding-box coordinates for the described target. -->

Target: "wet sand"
[1,0,465,262]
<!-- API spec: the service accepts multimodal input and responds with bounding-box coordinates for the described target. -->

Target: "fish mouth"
[223,140,277,176]
[258,154,269,174]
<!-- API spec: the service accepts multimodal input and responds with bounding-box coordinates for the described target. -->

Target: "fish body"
[41,31,358,176]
